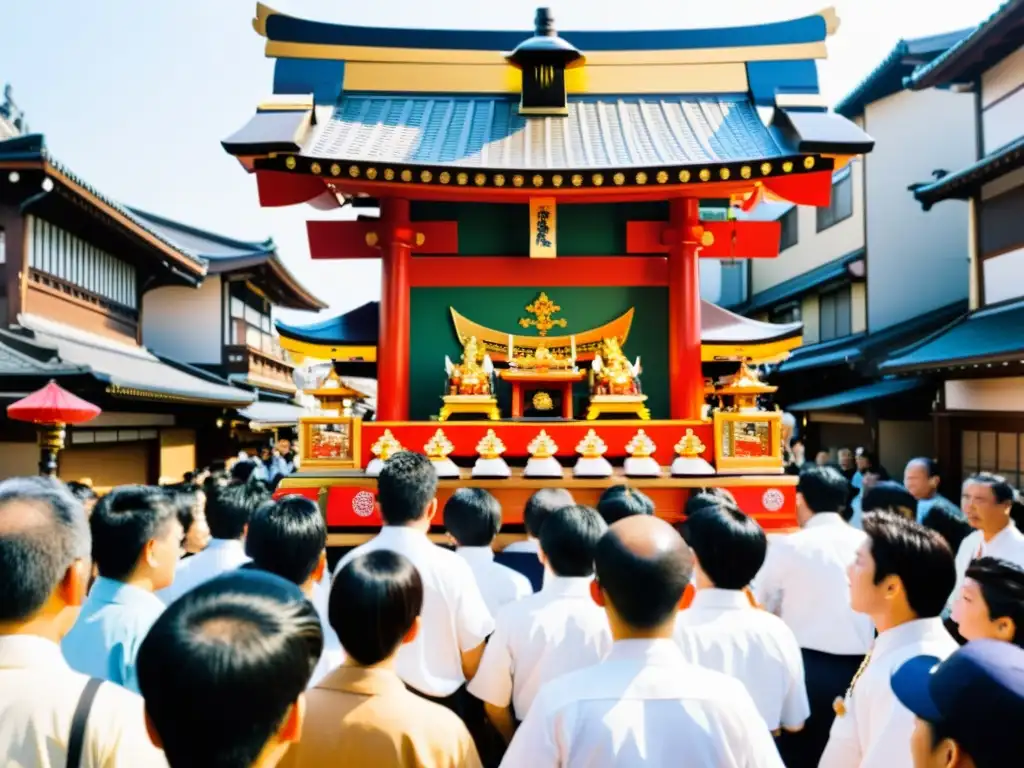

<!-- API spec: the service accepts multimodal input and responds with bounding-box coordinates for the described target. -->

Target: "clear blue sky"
[0,0,1002,325]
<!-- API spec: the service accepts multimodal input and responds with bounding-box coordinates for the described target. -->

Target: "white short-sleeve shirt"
[948,522,1024,612]
[500,639,785,768]
[753,513,874,655]
[674,588,810,731]
[0,636,168,767]
[819,618,957,768]
[158,538,250,604]
[468,575,610,719]
[456,546,532,618]
[334,526,494,697]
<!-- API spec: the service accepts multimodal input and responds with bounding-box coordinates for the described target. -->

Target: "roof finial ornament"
[535,7,555,36]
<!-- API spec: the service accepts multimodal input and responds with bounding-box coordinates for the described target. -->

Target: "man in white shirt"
[676,498,809,734]
[502,515,784,768]
[158,483,270,604]
[469,504,610,743]
[754,466,874,768]
[0,476,166,767]
[445,488,532,617]
[949,473,1024,614]
[334,452,493,713]
[820,511,958,768]
[502,488,574,555]
[243,495,344,687]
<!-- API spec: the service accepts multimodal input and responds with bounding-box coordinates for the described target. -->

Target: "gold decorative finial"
[424,429,454,460]
[370,430,404,462]
[626,429,657,459]
[528,429,558,459]
[675,429,706,458]
[476,429,507,460]
[519,291,568,337]
[576,429,608,459]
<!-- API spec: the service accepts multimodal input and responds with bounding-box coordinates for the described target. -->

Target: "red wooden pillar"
[377,198,413,421]
[668,198,704,420]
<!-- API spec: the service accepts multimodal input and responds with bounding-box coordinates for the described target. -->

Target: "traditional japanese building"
[223,4,872,537]
[0,132,256,487]
[882,0,1024,490]
[727,27,975,472]
[132,209,326,441]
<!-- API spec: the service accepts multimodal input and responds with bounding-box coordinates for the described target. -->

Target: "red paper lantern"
[7,380,101,425]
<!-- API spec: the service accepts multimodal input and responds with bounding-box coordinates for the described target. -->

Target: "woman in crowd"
[951,556,1024,648]
[166,483,211,557]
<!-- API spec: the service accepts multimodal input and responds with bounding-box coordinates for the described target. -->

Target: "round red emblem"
[352,490,375,518]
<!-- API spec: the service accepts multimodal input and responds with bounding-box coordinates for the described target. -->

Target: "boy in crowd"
[470,505,610,744]
[138,569,322,767]
[820,512,957,768]
[283,550,481,768]
[0,477,166,766]
[501,488,574,555]
[676,498,809,734]
[595,485,654,526]
[503,515,783,767]
[244,495,345,686]
[445,488,532,617]
[951,556,1024,648]
[333,453,493,718]
[63,485,181,692]
[160,482,269,603]
[891,640,1024,768]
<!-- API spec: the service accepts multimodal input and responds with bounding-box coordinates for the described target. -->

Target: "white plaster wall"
[750,160,865,293]
[982,44,1024,153]
[983,247,1024,305]
[142,275,222,365]
[864,88,975,331]
[945,378,1024,413]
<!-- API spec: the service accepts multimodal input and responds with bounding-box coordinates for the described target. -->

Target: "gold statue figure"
[592,337,642,396]
[445,336,494,396]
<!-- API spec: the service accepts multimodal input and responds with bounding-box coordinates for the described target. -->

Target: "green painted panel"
[408,287,668,421]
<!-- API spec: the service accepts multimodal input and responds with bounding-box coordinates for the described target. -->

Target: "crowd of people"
[1,453,1023,767]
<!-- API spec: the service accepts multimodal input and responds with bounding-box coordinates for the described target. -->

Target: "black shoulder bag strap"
[67,678,104,768]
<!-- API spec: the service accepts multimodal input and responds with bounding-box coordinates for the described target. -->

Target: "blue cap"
[891,639,1024,764]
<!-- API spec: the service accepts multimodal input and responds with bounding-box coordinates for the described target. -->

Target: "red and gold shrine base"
[275,472,798,544]
[360,420,715,468]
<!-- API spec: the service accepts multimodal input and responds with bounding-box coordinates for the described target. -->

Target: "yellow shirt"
[281,666,481,768]
[0,635,167,768]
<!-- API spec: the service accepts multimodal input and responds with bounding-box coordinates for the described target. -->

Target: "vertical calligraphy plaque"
[529,197,557,258]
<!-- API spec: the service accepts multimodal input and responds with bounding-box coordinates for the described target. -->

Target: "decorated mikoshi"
[225,4,873,542]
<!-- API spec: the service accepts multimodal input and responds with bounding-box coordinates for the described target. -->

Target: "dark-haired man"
[159,482,270,603]
[446,488,532,616]
[333,453,493,716]
[63,485,181,693]
[0,477,165,766]
[245,495,345,686]
[470,505,610,743]
[820,512,957,768]
[754,465,873,767]
[676,500,809,734]
[891,639,1024,768]
[138,569,321,767]
[503,515,783,767]
[282,550,481,768]
[949,473,1024,615]
[596,485,654,526]
[502,487,574,555]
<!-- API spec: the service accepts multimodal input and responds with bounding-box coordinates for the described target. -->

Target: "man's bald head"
[594,515,693,630]
[0,477,89,622]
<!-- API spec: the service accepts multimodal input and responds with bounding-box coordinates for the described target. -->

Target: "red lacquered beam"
[626,220,782,258]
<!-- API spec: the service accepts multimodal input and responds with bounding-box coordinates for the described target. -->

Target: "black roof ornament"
[505,8,585,116]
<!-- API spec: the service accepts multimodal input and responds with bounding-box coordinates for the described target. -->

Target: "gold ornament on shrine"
[626,429,657,459]
[424,428,459,478]
[371,429,404,461]
[675,428,706,458]
[624,429,660,477]
[475,429,507,460]
[670,428,715,477]
[528,429,558,459]
[574,429,613,478]
[519,292,568,336]
[576,429,608,459]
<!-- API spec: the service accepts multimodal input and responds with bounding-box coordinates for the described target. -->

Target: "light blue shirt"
[916,495,937,524]
[61,576,165,693]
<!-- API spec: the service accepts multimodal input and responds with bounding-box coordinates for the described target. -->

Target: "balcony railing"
[224,344,296,392]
